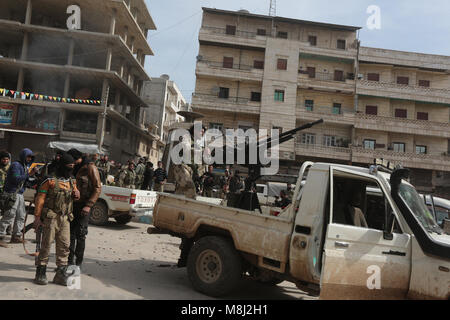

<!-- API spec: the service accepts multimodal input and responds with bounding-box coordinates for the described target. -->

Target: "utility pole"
[269,0,276,16]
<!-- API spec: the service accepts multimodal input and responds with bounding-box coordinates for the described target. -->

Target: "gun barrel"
[260,119,324,148]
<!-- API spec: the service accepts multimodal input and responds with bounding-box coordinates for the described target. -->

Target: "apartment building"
[0,0,160,164]
[142,75,187,146]
[192,7,450,195]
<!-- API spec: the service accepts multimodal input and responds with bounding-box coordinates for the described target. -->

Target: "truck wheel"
[114,215,132,225]
[187,236,242,297]
[89,201,109,226]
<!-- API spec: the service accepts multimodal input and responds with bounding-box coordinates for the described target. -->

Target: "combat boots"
[34,266,48,285]
[53,266,69,286]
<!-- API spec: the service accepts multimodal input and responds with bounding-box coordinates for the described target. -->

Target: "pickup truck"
[24,185,157,226]
[149,161,450,299]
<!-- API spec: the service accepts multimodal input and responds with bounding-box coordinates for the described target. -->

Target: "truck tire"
[187,236,242,297]
[114,214,133,225]
[89,201,109,226]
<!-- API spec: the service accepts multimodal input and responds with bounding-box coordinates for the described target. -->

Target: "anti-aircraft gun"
[215,119,324,212]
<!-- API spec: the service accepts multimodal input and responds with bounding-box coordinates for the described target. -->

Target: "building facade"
[192,8,450,196]
[0,0,160,164]
[142,75,187,146]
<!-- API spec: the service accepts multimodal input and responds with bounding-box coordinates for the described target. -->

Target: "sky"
[144,0,450,103]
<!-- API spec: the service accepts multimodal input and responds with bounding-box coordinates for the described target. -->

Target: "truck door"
[320,168,412,300]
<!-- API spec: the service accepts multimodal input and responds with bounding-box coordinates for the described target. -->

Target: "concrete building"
[0,0,161,164]
[142,75,188,147]
[192,7,450,196]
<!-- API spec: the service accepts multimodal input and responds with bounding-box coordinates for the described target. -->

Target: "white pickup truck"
[24,185,157,226]
[149,161,450,299]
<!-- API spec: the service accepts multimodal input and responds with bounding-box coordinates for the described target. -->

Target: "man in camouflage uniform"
[97,155,111,185]
[134,158,146,189]
[0,151,11,195]
[33,152,80,285]
[117,161,136,189]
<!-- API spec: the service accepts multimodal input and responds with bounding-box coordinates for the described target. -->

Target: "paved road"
[0,221,317,300]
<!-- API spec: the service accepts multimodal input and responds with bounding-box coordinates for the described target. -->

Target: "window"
[63,111,98,134]
[253,60,264,69]
[305,100,314,111]
[363,139,376,150]
[225,25,236,35]
[277,31,288,39]
[393,143,406,153]
[307,67,316,78]
[308,35,317,46]
[417,112,428,120]
[323,135,336,147]
[395,109,407,118]
[397,76,409,85]
[277,58,287,70]
[274,90,285,102]
[223,57,234,68]
[17,106,60,131]
[332,103,342,115]
[418,80,430,87]
[209,123,224,132]
[218,87,229,99]
[302,133,316,145]
[257,29,266,36]
[334,70,344,81]
[416,145,427,154]
[367,73,380,82]
[365,105,378,115]
[251,92,261,102]
[337,39,346,50]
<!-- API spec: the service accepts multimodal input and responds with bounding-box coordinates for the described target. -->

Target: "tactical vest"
[0,164,10,191]
[123,170,135,186]
[43,178,75,221]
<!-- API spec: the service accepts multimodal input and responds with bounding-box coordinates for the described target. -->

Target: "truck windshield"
[398,183,443,234]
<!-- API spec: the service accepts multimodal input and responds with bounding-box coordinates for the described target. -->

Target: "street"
[0,220,316,300]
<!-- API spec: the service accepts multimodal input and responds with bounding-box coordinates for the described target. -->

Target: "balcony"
[192,93,260,115]
[296,105,355,125]
[196,60,264,82]
[298,71,355,94]
[351,147,450,171]
[354,113,450,139]
[298,40,358,61]
[199,26,266,49]
[295,142,351,161]
[357,80,450,105]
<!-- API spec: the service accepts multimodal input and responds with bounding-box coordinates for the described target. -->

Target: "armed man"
[134,157,146,189]
[67,148,102,268]
[117,161,136,189]
[201,165,216,197]
[0,151,10,196]
[97,155,111,185]
[33,152,80,285]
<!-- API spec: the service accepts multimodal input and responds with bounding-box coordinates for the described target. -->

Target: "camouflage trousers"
[173,164,196,199]
[36,214,70,267]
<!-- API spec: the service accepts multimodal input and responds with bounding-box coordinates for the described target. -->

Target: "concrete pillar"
[16,69,24,92]
[105,46,113,71]
[63,74,71,97]
[98,79,110,149]
[123,26,129,44]
[101,79,110,107]
[114,91,121,111]
[67,39,75,65]
[136,49,142,65]
[109,9,117,35]
[25,0,32,25]
[129,36,135,54]
[125,0,131,9]
[131,8,138,20]
[120,62,125,79]
[21,32,29,60]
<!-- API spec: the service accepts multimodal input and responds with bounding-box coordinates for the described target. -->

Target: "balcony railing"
[358,79,450,95]
[355,113,449,129]
[198,60,256,71]
[193,93,250,105]
[297,104,355,115]
[201,26,258,39]
[299,71,354,82]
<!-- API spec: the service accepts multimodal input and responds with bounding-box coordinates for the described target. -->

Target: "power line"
[149,10,202,39]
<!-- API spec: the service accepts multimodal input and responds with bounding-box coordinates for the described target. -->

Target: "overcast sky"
[144,0,450,103]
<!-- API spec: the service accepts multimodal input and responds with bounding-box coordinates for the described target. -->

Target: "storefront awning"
[47,141,108,155]
[0,128,59,136]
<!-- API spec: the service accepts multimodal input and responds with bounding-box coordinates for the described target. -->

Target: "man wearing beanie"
[67,148,101,267]
[33,152,80,285]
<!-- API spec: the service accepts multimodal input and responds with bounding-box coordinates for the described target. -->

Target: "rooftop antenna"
[269,0,276,16]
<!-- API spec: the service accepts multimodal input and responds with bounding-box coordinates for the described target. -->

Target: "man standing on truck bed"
[141,161,154,191]
[67,148,102,268]
[117,161,136,189]
[33,152,80,285]
[201,165,216,197]
[134,158,146,189]
[153,161,167,192]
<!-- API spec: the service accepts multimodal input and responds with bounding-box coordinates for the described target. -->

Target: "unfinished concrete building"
[0,0,161,163]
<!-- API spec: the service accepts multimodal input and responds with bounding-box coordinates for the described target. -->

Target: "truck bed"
[153,193,294,269]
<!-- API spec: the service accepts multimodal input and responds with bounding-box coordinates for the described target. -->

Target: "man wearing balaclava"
[0,148,37,243]
[33,152,80,285]
[67,148,101,268]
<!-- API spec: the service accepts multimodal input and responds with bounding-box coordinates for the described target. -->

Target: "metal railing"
[295,142,351,153]
[299,71,354,82]
[354,113,449,129]
[297,104,355,115]
[358,79,450,95]
[193,93,250,105]
[197,60,256,71]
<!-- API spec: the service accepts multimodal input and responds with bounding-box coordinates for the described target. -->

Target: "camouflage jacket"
[118,169,136,189]
[0,164,10,192]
